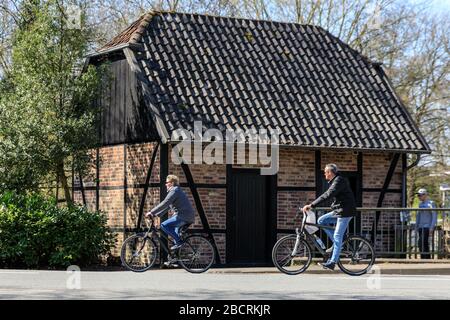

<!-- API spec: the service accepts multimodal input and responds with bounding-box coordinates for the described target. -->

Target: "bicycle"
[120,216,215,273]
[272,208,375,276]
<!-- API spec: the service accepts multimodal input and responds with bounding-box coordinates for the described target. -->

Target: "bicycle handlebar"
[296,206,315,219]
[143,214,156,229]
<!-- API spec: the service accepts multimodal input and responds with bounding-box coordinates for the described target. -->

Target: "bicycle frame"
[142,217,194,258]
[297,209,370,257]
[142,218,174,256]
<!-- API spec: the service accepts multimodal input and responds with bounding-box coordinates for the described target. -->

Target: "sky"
[413,0,450,13]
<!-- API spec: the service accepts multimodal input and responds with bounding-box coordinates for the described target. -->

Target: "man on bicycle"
[145,175,195,250]
[302,164,357,270]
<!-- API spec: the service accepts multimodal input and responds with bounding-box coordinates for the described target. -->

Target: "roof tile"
[100,11,430,152]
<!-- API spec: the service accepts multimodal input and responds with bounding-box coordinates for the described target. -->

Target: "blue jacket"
[416,200,437,229]
[150,186,195,223]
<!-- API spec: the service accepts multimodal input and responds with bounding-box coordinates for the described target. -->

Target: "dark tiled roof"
[98,13,154,52]
[103,11,430,152]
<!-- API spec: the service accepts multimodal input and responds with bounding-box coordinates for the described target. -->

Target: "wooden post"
[137,143,160,229]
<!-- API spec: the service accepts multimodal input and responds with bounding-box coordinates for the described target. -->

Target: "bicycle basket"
[304,210,319,234]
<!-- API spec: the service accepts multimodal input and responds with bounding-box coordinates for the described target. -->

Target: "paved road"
[1,269,450,300]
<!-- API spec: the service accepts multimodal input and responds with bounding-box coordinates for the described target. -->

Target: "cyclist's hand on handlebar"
[144,211,154,219]
[302,204,312,213]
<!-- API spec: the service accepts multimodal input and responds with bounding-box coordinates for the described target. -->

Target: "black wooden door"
[228,169,269,265]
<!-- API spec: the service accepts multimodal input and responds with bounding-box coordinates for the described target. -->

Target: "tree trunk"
[407,168,417,207]
[57,161,72,206]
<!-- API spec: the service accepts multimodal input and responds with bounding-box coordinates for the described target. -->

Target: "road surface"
[0,269,449,300]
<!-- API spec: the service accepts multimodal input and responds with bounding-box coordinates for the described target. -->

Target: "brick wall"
[321,150,358,171]
[278,149,315,187]
[126,143,160,185]
[363,153,402,189]
[98,146,124,187]
[74,142,406,263]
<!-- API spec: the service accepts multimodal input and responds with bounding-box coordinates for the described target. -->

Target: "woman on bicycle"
[302,163,357,270]
[145,175,195,250]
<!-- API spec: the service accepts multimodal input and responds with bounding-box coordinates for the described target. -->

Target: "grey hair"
[325,163,339,174]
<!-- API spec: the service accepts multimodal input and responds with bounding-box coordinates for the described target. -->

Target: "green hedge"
[0,192,116,268]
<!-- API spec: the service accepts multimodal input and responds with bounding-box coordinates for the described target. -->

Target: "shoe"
[163,261,178,268]
[170,243,183,251]
[319,261,336,270]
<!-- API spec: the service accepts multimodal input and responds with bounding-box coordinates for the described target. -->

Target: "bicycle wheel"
[120,234,158,272]
[272,235,312,275]
[178,235,215,273]
[337,235,375,276]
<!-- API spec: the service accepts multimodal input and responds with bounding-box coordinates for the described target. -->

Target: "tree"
[1,0,448,206]
[0,0,103,204]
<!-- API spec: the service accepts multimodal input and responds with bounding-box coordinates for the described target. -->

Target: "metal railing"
[313,207,450,259]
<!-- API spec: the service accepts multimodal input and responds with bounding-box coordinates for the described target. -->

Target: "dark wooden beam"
[315,150,323,198]
[181,162,222,264]
[277,229,296,234]
[277,186,316,192]
[179,183,227,189]
[160,144,169,199]
[78,172,87,206]
[226,164,233,264]
[374,153,401,242]
[73,184,160,191]
[363,188,403,193]
[402,153,407,207]
[187,229,226,234]
[137,143,160,229]
[118,227,228,234]
[268,173,278,263]
[377,154,401,208]
[357,152,363,206]
[355,152,363,234]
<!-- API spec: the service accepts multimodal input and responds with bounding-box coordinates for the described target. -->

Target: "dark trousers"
[417,228,431,259]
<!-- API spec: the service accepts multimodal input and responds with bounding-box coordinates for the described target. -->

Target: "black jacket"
[311,174,357,217]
